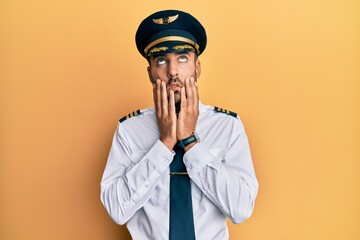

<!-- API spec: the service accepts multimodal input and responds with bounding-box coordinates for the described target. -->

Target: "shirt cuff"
[183,143,215,173]
[147,139,175,173]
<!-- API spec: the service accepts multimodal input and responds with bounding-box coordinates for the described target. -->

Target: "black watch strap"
[177,134,198,148]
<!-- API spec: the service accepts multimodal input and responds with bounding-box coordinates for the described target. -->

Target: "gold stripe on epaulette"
[119,109,141,123]
[214,106,237,118]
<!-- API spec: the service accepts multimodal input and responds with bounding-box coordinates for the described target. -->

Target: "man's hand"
[153,79,177,150]
[177,77,199,146]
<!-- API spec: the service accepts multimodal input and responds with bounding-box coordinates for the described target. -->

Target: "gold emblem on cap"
[152,14,179,24]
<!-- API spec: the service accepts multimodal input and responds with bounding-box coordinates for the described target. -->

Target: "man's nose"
[167,60,178,78]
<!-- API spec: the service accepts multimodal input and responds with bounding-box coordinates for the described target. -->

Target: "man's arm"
[176,76,258,223]
[184,120,258,224]
[100,126,174,225]
[100,79,178,225]
[178,76,258,223]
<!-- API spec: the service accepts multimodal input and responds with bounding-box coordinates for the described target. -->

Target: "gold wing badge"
[152,14,179,25]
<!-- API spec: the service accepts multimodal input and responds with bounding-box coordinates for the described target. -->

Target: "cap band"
[144,36,200,55]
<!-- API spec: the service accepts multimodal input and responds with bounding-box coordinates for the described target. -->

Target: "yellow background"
[1,0,359,239]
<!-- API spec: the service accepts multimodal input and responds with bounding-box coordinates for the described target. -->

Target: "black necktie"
[169,144,196,240]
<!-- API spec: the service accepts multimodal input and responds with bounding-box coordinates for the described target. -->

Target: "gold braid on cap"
[172,44,195,51]
[149,46,169,54]
[144,36,199,56]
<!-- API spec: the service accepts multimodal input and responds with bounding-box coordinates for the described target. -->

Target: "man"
[101,9,258,240]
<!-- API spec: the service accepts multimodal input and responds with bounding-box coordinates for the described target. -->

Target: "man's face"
[147,51,201,103]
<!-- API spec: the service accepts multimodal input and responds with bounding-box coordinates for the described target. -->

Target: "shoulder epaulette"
[119,109,141,123]
[214,106,237,118]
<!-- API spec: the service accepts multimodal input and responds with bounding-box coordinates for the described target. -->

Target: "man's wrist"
[160,137,177,151]
[177,134,198,149]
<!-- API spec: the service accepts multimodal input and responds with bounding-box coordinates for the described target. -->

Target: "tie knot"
[173,144,183,153]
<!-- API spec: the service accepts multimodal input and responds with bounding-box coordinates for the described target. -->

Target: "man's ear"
[147,66,153,83]
[195,59,201,78]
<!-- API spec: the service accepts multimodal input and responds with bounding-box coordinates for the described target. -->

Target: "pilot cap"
[135,10,207,58]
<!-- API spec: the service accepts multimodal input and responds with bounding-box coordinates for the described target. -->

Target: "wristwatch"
[177,134,198,148]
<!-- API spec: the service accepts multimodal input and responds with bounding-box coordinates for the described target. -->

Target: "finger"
[191,77,199,109]
[185,77,195,107]
[185,77,199,113]
[155,79,162,116]
[161,81,168,116]
[180,86,187,111]
[152,83,156,105]
[169,90,176,119]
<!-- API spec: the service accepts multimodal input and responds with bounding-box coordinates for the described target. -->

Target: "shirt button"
[187,164,193,170]
[144,181,150,188]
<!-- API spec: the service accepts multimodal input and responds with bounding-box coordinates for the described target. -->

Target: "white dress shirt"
[100,102,258,240]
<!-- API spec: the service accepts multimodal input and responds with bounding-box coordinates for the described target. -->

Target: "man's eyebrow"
[152,53,167,59]
[149,51,192,62]
[174,50,191,55]
[150,54,166,62]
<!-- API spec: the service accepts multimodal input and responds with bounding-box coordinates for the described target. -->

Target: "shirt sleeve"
[183,119,259,224]
[100,123,175,225]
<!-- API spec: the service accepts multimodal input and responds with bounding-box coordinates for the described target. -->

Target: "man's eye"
[179,56,188,63]
[156,58,166,65]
